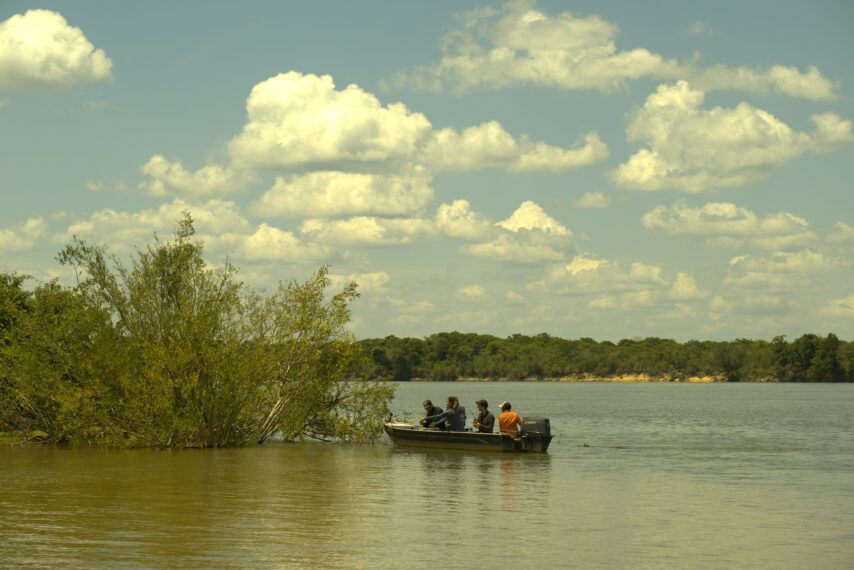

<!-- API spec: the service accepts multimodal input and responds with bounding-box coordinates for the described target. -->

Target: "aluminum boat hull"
[383,422,552,452]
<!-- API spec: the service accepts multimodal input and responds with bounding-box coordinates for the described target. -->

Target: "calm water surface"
[1,382,852,569]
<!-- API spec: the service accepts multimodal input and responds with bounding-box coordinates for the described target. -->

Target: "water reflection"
[386,447,553,521]
[1,444,407,568]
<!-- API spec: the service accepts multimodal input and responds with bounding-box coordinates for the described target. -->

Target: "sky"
[1,0,853,342]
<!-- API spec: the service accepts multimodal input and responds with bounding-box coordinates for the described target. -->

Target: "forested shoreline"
[357,332,854,383]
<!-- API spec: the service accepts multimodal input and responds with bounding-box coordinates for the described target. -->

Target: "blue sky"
[1,0,853,341]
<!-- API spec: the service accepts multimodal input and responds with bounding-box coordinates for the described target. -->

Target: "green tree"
[0,280,122,441]
[790,334,820,382]
[711,339,751,382]
[772,335,793,381]
[838,341,854,382]
[808,333,844,382]
[1,213,393,447]
[0,273,31,345]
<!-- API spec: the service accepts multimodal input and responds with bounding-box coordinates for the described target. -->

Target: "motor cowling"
[520,417,550,437]
[516,417,552,452]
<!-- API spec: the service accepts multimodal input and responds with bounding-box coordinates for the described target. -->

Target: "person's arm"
[424,409,451,422]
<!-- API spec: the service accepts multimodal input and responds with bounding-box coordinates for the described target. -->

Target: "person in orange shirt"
[497,401,522,435]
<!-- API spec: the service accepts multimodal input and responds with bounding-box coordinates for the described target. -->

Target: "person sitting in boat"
[498,401,522,436]
[473,399,495,433]
[422,396,466,431]
[419,400,443,428]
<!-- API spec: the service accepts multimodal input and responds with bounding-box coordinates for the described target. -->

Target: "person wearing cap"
[498,401,522,435]
[473,399,495,433]
[423,396,466,431]
[419,400,444,427]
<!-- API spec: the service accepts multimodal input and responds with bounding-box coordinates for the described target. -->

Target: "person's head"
[446,396,459,409]
[423,400,434,410]
[475,399,488,410]
[500,401,512,412]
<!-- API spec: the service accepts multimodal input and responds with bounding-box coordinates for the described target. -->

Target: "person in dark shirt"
[419,400,444,427]
[473,399,495,433]
[423,396,466,431]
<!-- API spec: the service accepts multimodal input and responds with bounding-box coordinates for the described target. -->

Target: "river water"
[1,382,852,569]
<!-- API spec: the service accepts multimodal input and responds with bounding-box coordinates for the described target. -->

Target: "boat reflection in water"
[383,417,553,453]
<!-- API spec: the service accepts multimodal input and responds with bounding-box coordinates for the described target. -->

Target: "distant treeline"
[357,332,854,382]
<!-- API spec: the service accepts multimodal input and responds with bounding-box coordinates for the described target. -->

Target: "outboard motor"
[519,417,553,452]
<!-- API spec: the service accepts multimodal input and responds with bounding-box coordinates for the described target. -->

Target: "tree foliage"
[0,214,394,446]
[359,332,853,383]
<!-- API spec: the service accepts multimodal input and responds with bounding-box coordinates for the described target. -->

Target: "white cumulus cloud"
[458,284,488,298]
[425,123,607,172]
[286,198,572,257]
[669,272,707,300]
[728,250,841,274]
[232,224,331,263]
[693,64,836,101]
[460,235,564,263]
[613,81,852,192]
[496,200,571,236]
[228,71,604,175]
[565,254,609,275]
[249,167,433,218]
[574,191,612,209]
[0,10,111,91]
[140,155,250,197]
[505,290,523,301]
[393,1,681,93]
[393,1,835,100]
[827,222,854,244]
[229,71,432,171]
[588,290,655,310]
[457,200,573,263]
[535,254,635,295]
[630,262,665,284]
[435,200,495,241]
[56,199,252,253]
[71,215,334,265]
[708,293,797,319]
[642,201,817,249]
[534,255,710,309]
[723,250,844,290]
[820,295,854,318]
[328,271,390,294]
[0,217,46,252]
[299,216,434,246]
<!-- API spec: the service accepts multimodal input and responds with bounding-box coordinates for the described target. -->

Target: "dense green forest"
[0,214,393,447]
[357,332,854,382]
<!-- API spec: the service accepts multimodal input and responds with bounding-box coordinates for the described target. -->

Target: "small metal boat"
[384,417,553,452]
